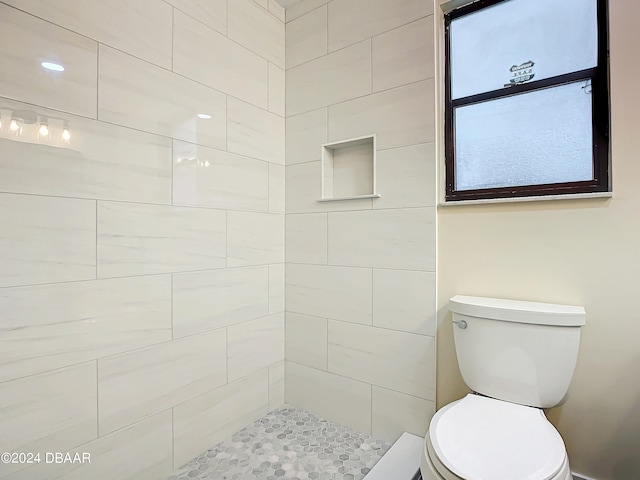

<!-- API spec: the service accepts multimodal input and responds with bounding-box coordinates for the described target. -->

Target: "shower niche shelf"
[319,134,380,202]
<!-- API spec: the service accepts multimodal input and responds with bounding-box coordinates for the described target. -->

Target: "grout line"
[95,360,100,437]
[225,327,229,384]
[0,264,280,291]
[225,210,229,267]
[171,408,175,470]
[0,189,277,214]
[288,13,433,72]
[370,38,373,93]
[0,310,274,387]
[286,309,435,338]
[370,383,373,435]
[96,43,100,119]
[95,200,98,279]
[325,212,329,265]
[170,273,174,340]
[170,139,174,205]
[171,7,175,71]
[287,359,436,404]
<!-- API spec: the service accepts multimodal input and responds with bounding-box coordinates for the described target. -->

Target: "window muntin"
[444,0,609,202]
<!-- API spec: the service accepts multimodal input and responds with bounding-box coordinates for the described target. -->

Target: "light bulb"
[62,123,71,143]
[9,119,20,132]
[39,123,49,137]
[41,62,65,72]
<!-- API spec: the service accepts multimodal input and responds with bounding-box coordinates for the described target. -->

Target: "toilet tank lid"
[449,295,586,326]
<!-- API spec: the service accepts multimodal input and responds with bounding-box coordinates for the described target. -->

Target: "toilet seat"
[429,394,567,480]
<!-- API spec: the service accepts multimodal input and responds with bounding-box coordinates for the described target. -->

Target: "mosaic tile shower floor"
[167,405,391,480]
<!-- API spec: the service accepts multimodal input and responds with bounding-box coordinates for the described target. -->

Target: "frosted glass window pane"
[451,0,598,99]
[455,81,593,191]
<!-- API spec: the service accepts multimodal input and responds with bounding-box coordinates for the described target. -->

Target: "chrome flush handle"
[452,319,468,329]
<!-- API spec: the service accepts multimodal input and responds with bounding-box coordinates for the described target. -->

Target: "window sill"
[439,191,612,207]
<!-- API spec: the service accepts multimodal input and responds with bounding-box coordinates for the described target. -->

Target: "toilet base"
[420,430,573,480]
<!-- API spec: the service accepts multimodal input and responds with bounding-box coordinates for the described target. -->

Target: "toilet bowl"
[420,394,572,480]
[419,296,585,480]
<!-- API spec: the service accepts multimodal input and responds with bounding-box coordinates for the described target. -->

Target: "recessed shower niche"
[320,134,380,202]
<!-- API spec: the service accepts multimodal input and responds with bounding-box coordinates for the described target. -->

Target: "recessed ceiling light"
[197,113,212,119]
[41,61,65,72]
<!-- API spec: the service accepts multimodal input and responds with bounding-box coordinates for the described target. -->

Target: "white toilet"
[421,295,586,480]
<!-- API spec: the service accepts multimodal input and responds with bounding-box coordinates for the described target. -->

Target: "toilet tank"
[449,295,586,408]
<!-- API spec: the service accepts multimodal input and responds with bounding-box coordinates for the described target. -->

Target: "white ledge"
[318,194,381,202]
[439,191,612,206]
[318,193,380,202]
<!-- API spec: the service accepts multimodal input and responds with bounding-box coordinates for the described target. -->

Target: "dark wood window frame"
[444,0,610,202]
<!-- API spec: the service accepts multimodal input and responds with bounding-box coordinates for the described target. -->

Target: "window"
[444,0,609,202]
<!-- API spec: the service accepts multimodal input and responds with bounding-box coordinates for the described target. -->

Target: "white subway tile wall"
[0,0,284,478]
[285,0,436,446]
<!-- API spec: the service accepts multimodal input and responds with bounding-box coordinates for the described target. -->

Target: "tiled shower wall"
[0,1,285,478]
[284,0,437,443]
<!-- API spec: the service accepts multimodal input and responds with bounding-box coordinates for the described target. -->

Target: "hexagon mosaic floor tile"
[167,405,391,480]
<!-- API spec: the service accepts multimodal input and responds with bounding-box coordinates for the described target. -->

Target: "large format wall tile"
[287,41,372,116]
[286,5,328,69]
[172,267,269,338]
[286,313,328,371]
[4,0,172,69]
[0,100,171,205]
[98,46,226,149]
[328,321,436,400]
[165,0,227,36]
[374,143,436,209]
[173,141,269,212]
[328,208,436,271]
[227,98,285,164]
[373,269,436,336]
[328,0,432,52]
[173,370,269,468]
[0,194,95,287]
[285,161,373,213]
[285,361,371,435]
[227,211,285,266]
[227,314,284,381]
[0,4,97,118]
[328,79,435,150]
[4,411,173,480]
[286,213,328,264]
[269,264,285,314]
[228,0,285,69]
[0,276,171,382]
[0,364,97,478]
[286,264,372,325]
[286,108,327,165]
[372,386,435,444]
[269,361,285,410]
[372,17,434,93]
[97,201,226,278]
[173,11,268,110]
[98,330,227,435]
